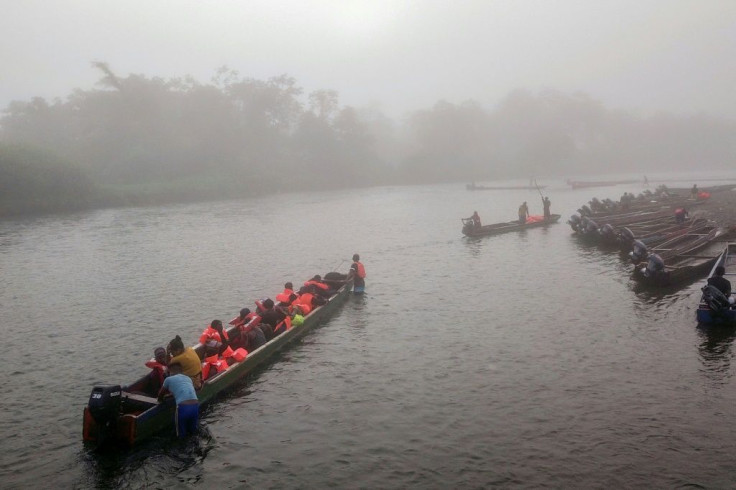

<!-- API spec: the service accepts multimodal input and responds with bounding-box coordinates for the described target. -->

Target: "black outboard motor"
[630,240,648,263]
[702,284,730,317]
[583,217,598,234]
[579,205,592,217]
[88,384,121,434]
[599,223,615,238]
[643,253,665,278]
[619,227,635,244]
[568,213,582,232]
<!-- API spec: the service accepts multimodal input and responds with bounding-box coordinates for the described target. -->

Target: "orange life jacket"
[199,325,229,345]
[304,280,329,290]
[354,261,366,278]
[276,288,295,303]
[145,360,167,385]
[202,354,228,380]
[293,293,314,315]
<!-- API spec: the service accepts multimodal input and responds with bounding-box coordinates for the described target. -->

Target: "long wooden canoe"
[462,214,561,237]
[83,274,353,446]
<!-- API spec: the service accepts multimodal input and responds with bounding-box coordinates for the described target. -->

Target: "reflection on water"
[697,324,736,386]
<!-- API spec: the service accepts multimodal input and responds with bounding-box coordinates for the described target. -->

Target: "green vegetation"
[1,63,735,217]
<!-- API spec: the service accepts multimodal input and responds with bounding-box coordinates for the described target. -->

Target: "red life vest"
[202,354,228,380]
[354,261,366,278]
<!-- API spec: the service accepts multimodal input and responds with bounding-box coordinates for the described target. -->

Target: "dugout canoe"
[461,214,561,237]
[82,274,353,446]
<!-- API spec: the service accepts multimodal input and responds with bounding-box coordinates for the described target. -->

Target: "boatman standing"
[542,197,551,220]
[158,363,200,438]
[348,254,366,294]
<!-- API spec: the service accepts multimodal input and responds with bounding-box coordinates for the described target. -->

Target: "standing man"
[158,363,200,438]
[348,253,366,294]
[518,202,529,224]
[542,197,551,219]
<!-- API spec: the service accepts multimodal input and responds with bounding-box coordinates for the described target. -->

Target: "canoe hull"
[462,214,561,237]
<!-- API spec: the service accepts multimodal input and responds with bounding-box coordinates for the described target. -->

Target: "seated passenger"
[199,319,230,354]
[291,290,326,316]
[276,282,296,305]
[167,335,203,389]
[708,266,734,304]
[304,275,333,297]
[230,307,257,328]
[144,346,169,395]
[260,298,287,337]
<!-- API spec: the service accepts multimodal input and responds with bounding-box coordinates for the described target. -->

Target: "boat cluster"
[568,192,730,287]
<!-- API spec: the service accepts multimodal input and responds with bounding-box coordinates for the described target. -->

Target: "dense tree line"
[1,64,735,216]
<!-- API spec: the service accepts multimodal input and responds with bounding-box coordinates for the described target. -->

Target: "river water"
[2,179,736,488]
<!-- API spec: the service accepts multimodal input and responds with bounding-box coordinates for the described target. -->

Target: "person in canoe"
[674,207,689,224]
[167,335,203,389]
[158,363,200,438]
[707,266,734,304]
[199,320,230,355]
[518,202,529,224]
[469,211,481,228]
[542,197,551,219]
[144,347,169,395]
[691,184,698,199]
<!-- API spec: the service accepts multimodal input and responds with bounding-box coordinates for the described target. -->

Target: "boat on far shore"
[466,182,547,191]
[567,178,641,189]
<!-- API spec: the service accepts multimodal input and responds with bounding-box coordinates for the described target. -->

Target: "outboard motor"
[702,284,731,317]
[583,217,598,234]
[643,253,665,278]
[568,213,582,232]
[599,223,615,238]
[87,384,121,440]
[580,205,592,217]
[630,240,648,263]
[619,227,635,244]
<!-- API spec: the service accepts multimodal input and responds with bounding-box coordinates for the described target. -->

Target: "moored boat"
[83,272,354,446]
[631,227,730,287]
[697,243,736,325]
[461,214,561,237]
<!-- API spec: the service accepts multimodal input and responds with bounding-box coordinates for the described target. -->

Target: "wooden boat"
[697,243,736,325]
[631,228,730,287]
[461,214,560,237]
[570,208,676,238]
[629,222,719,264]
[466,183,547,191]
[82,274,354,446]
[614,218,707,251]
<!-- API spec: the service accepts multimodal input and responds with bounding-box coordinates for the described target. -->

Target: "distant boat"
[466,183,547,191]
[461,214,560,237]
[567,179,640,189]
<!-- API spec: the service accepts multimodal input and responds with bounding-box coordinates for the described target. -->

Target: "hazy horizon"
[3,0,736,119]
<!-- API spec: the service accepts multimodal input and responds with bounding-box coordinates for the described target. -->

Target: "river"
[2,179,736,488]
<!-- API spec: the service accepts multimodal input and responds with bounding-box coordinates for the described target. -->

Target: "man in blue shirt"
[158,363,199,437]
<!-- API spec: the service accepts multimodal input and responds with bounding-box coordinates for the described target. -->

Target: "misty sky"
[2,0,736,119]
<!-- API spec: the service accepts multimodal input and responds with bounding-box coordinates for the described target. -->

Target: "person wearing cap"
[158,363,199,437]
[144,347,169,395]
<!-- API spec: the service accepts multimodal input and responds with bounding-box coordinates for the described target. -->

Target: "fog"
[2,1,736,216]
[3,1,736,118]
